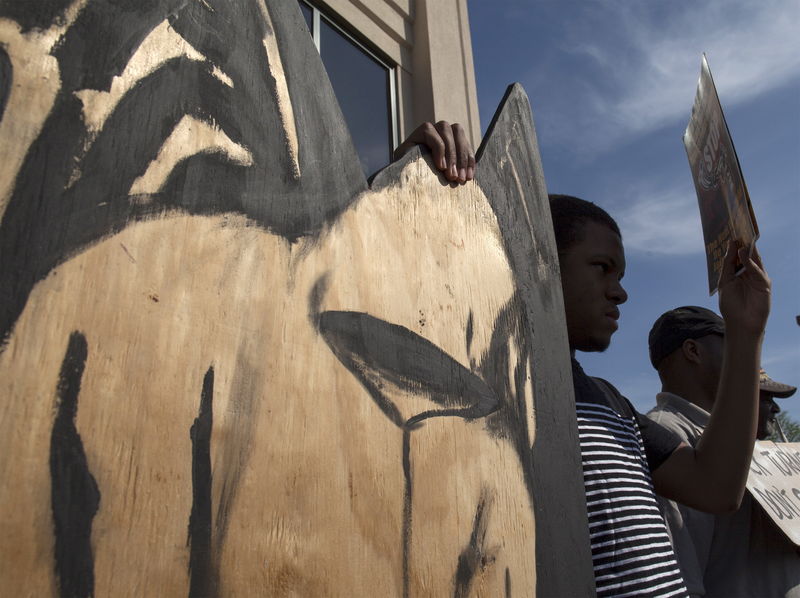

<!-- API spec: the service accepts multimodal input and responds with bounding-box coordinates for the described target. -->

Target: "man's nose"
[609,280,628,305]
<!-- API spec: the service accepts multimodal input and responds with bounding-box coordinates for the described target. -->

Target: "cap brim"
[760,380,798,398]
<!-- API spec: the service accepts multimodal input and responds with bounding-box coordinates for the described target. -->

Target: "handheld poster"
[683,54,758,295]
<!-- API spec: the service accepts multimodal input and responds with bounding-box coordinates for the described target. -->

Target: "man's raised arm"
[653,241,771,513]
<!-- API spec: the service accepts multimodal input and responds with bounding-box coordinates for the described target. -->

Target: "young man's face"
[559,221,628,353]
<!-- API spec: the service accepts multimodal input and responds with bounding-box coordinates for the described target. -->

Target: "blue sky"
[467,0,800,419]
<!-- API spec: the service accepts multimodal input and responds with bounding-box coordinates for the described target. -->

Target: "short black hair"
[549,194,621,256]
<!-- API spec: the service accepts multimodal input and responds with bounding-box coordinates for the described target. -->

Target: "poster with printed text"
[683,54,758,295]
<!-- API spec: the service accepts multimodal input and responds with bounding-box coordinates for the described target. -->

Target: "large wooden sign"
[0,1,593,596]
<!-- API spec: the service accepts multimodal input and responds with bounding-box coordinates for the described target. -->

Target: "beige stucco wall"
[310,0,481,148]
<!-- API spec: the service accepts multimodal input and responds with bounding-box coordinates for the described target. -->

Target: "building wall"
[313,0,481,147]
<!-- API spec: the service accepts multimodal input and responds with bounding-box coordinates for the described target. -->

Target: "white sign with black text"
[746,441,800,546]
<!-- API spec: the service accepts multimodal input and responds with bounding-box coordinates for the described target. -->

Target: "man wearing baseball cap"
[647,306,799,597]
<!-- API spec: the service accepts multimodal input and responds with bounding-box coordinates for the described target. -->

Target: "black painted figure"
[0,1,588,596]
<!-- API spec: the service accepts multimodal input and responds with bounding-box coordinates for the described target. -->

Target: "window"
[299,1,398,177]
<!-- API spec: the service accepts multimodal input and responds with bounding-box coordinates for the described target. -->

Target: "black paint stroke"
[0,46,11,123]
[0,0,74,33]
[213,351,261,566]
[317,310,499,428]
[307,274,330,332]
[505,567,512,598]
[465,310,474,358]
[319,295,538,595]
[316,307,504,597]
[0,0,366,349]
[188,367,215,597]
[453,488,495,598]
[53,0,188,94]
[480,297,535,479]
[50,331,100,598]
[401,429,413,598]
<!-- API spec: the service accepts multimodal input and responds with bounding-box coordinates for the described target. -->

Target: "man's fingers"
[434,120,458,181]
[742,244,767,279]
[735,243,770,288]
[452,123,476,182]
[750,244,765,271]
[395,121,475,185]
[394,122,446,167]
[718,239,747,291]
[718,239,738,288]
[719,240,771,296]
[742,254,771,292]
[413,123,444,170]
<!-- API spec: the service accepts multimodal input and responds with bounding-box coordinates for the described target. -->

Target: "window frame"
[299,0,399,152]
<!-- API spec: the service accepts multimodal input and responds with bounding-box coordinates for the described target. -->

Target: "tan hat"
[760,368,797,399]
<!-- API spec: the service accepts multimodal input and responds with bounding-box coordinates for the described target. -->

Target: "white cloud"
[613,185,705,256]
[523,0,800,154]
[615,0,799,130]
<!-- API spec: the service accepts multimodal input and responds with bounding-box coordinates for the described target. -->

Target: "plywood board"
[0,1,593,595]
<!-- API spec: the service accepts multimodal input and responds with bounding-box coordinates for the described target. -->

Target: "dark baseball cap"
[648,306,725,369]
[760,368,797,398]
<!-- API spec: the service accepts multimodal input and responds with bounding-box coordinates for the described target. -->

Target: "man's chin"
[756,419,780,440]
[575,336,612,354]
[758,420,778,441]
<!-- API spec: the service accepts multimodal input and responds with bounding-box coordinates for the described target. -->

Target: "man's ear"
[681,338,702,364]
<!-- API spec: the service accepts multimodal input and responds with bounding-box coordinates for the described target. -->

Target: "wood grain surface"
[0,1,593,596]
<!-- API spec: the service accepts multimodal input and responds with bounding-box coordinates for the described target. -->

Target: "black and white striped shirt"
[573,360,688,598]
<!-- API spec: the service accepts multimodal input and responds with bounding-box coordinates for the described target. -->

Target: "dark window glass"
[298,2,312,31]
[319,18,392,177]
